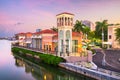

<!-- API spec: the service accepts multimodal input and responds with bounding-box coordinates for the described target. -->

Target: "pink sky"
[0,0,120,37]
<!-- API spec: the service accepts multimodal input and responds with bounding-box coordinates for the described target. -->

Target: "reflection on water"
[0,40,96,80]
[14,54,96,80]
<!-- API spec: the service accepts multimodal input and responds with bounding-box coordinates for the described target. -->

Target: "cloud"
[14,22,24,26]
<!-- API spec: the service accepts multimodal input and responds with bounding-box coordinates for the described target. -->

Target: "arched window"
[66,30,70,39]
[62,17,64,26]
[60,18,61,26]
[59,30,63,39]
[65,17,67,26]
[68,18,70,26]
[71,18,73,26]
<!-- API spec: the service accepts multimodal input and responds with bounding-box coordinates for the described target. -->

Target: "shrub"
[12,47,66,66]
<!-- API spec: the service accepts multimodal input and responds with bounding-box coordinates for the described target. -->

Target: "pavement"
[93,48,120,73]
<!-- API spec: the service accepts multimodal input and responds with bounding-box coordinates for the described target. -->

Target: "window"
[66,30,70,39]
[109,35,112,39]
[72,40,78,52]
[59,30,63,39]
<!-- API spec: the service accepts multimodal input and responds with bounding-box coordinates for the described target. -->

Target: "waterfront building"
[31,12,83,56]
[31,29,57,51]
[56,12,82,56]
[15,32,32,47]
[15,12,92,62]
[107,25,120,48]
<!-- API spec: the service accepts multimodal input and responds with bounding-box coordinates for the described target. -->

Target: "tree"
[82,25,90,39]
[50,26,58,32]
[115,28,120,44]
[95,20,108,41]
[73,20,84,33]
[73,20,91,38]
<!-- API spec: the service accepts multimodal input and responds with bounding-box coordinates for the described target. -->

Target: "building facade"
[56,12,74,56]
[31,29,57,52]
[107,25,120,48]
[15,32,32,47]
[30,12,83,56]
[56,12,82,56]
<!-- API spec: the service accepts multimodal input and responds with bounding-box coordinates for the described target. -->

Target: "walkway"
[105,50,120,72]
[59,63,120,80]
[93,48,120,74]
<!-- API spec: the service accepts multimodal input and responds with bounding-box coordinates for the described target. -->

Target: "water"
[0,40,96,80]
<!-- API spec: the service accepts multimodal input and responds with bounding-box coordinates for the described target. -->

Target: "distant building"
[107,25,120,48]
[36,29,41,32]
[82,20,95,31]
[15,32,33,47]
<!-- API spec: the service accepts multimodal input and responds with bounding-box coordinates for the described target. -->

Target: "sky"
[0,0,120,37]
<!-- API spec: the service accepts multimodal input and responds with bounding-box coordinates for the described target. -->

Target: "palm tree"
[73,20,93,40]
[95,20,108,47]
[115,28,120,44]
[82,25,90,39]
[50,26,58,32]
[73,20,84,33]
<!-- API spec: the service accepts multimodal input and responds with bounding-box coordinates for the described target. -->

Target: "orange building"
[31,29,82,55]
[31,29,57,52]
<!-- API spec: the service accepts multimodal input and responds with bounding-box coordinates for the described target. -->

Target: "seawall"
[59,63,120,80]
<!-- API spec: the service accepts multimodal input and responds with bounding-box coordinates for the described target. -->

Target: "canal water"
[0,40,96,80]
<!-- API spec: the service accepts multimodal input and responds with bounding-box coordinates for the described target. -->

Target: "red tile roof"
[34,29,57,35]
[16,32,33,35]
[56,12,74,16]
[26,32,33,34]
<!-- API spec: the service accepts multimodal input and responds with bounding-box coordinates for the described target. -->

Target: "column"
[67,17,69,26]
[71,18,73,26]
[70,29,72,53]
[63,17,65,26]
[60,18,61,26]
[63,30,66,57]
[58,30,60,56]
[68,18,70,26]
[65,17,67,26]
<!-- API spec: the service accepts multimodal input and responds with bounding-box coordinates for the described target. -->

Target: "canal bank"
[59,63,120,80]
[12,46,120,80]
[12,48,96,80]
[0,40,96,80]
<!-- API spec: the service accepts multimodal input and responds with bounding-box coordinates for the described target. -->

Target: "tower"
[56,12,74,56]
